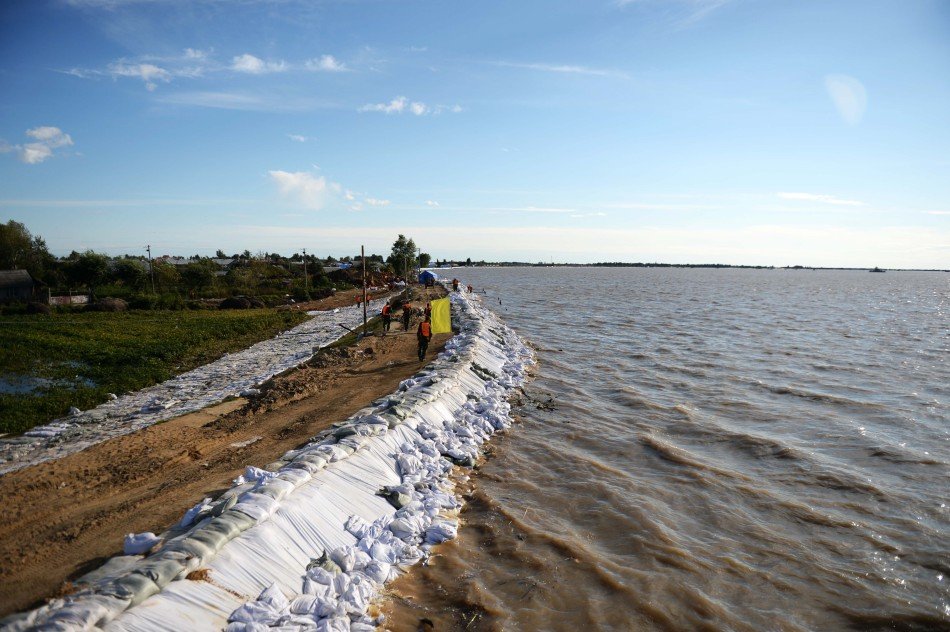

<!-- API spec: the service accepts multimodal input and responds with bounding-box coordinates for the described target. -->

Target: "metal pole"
[146,244,155,294]
[361,245,367,333]
[302,248,309,293]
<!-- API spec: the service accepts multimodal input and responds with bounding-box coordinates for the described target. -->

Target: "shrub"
[220,297,252,309]
[26,302,52,315]
[91,297,128,312]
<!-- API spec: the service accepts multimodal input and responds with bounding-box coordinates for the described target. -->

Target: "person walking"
[417,316,432,361]
[402,301,412,331]
[381,302,392,333]
[424,301,432,321]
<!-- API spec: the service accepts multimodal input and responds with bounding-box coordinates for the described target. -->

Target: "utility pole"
[361,245,367,333]
[302,248,309,294]
[146,244,155,294]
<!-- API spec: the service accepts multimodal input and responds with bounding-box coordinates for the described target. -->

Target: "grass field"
[0,309,309,434]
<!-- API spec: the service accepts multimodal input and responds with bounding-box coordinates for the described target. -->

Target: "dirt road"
[0,287,447,616]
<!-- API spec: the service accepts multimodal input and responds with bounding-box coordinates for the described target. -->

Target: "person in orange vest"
[417,315,432,361]
[402,301,412,330]
[381,302,392,333]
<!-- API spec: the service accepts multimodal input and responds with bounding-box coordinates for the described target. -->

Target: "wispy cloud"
[495,61,627,78]
[62,48,349,91]
[365,198,390,207]
[777,192,865,207]
[108,62,171,90]
[924,210,950,216]
[358,96,425,115]
[0,126,74,164]
[425,200,440,207]
[604,202,722,211]
[157,91,336,112]
[824,74,867,126]
[305,55,347,72]
[287,134,311,143]
[358,96,461,115]
[269,170,337,211]
[570,212,607,218]
[231,53,287,74]
[614,0,736,27]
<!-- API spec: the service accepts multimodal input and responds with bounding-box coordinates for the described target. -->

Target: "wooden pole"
[362,245,367,333]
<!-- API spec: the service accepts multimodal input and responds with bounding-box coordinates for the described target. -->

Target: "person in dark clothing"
[381,302,392,333]
[402,301,412,330]
[417,316,432,361]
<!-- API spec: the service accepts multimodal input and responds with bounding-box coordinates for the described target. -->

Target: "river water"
[384,267,949,631]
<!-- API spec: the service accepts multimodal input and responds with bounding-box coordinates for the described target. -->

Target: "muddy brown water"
[384,268,949,631]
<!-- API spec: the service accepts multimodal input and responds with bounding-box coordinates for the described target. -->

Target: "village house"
[0,269,35,302]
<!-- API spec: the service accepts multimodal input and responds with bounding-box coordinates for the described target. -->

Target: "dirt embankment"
[0,286,447,617]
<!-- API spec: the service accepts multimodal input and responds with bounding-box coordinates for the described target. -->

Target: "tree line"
[1,221,432,308]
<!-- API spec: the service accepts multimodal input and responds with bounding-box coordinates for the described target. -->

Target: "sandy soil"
[0,286,447,617]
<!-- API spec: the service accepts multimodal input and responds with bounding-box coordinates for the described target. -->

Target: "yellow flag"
[429,297,452,334]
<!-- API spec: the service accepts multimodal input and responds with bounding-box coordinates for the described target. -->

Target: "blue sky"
[1,0,948,268]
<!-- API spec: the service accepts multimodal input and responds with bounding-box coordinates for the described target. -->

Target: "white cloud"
[777,192,865,207]
[344,190,356,201]
[231,54,287,74]
[365,198,390,207]
[825,74,867,126]
[305,55,347,72]
[924,211,950,216]
[426,200,440,207]
[614,0,735,27]
[496,61,626,78]
[359,96,408,114]
[158,91,334,112]
[108,62,171,90]
[268,170,333,210]
[287,134,309,142]
[1,126,74,164]
[570,212,608,218]
[357,96,446,116]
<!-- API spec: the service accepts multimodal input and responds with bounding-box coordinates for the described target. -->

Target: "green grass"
[0,309,309,434]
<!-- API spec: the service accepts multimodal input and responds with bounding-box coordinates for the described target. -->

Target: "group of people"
[380,298,433,361]
[450,278,474,293]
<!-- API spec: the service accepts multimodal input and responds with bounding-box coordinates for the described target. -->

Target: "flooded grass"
[0,309,308,434]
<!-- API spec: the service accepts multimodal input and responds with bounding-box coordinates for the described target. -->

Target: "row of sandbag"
[2,290,532,631]
[111,291,533,631]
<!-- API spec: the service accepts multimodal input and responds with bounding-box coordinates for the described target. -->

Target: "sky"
[0,0,948,268]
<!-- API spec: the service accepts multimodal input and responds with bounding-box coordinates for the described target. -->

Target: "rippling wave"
[385,268,950,631]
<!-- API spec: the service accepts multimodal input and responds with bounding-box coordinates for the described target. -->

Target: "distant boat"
[869,267,886,273]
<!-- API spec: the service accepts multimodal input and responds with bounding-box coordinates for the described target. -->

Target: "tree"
[388,234,417,277]
[112,258,147,290]
[180,260,216,294]
[215,249,227,258]
[0,220,55,282]
[418,252,431,268]
[66,251,110,297]
[465,257,472,266]
[152,260,181,292]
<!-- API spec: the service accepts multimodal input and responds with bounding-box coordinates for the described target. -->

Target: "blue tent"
[418,270,438,284]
